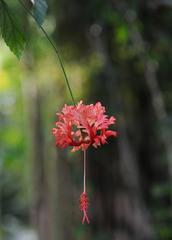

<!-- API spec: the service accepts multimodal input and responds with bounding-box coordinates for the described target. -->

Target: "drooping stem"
[18,0,76,105]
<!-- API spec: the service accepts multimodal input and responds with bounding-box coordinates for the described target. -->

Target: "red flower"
[52,101,117,152]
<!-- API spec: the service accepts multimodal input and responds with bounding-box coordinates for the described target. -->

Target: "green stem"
[18,0,75,105]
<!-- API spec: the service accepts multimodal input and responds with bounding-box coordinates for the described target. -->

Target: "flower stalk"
[18,0,75,105]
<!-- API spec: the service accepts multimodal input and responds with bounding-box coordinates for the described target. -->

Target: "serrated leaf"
[32,0,48,26]
[0,0,26,58]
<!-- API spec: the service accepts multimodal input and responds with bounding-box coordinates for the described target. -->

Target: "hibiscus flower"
[52,101,117,224]
[52,101,117,152]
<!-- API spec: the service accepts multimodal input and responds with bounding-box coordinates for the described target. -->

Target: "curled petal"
[105,130,117,137]
[52,128,58,135]
[109,116,116,124]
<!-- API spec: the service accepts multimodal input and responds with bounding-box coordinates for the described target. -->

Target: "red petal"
[105,130,117,137]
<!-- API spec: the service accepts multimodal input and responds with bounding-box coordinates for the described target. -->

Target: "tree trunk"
[22,56,51,240]
[88,28,155,240]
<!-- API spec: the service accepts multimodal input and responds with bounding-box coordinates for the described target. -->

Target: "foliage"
[0,0,25,58]
[0,0,48,58]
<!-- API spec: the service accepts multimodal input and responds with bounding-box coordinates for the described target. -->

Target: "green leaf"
[32,0,48,26]
[0,0,26,58]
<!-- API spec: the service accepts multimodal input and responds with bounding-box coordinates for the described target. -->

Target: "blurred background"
[0,0,172,239]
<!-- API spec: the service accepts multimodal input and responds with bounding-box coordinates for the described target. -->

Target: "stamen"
[80,192,90,224]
